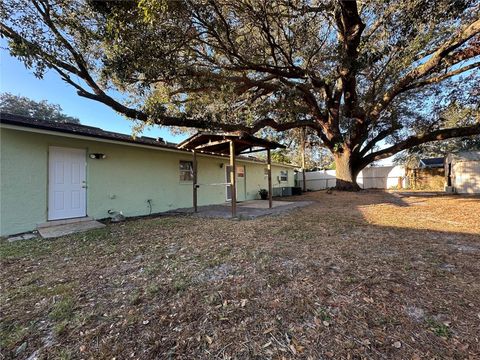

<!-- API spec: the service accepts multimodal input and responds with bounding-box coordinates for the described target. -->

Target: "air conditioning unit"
[272,187,293,197]
[272,187,283,197]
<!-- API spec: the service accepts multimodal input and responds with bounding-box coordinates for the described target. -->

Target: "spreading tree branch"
[370,19,480,119]
[1,6,323,135]
[404,61,480,90]
[362,123,480,166]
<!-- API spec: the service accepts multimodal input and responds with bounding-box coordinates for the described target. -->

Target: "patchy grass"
[49,297,75,322]
[427,318,453,339]
[0,322,30,350]
[1,191,479,359]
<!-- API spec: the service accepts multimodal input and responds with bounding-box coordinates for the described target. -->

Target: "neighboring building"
[419,157,444,169]
[0,113,295,236]
[445,151,480,194]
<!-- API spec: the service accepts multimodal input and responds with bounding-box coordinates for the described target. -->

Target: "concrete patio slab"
[237,200,296,209]
[37,216,94,229]
[38,220,105,239]
[172,200,313,219]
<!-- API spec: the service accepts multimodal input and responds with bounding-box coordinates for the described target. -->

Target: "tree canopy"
[266,127,334,170]
[0,92,80,124]
[1,0,479,189]
[395,103,480,167]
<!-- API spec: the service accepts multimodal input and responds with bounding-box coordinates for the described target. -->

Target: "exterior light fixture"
[89,153,107,159]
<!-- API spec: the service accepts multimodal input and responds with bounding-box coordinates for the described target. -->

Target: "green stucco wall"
[0,127,294,236]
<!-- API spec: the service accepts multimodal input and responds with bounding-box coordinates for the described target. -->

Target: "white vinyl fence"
[296,170,337,190]
[296,166,406,190]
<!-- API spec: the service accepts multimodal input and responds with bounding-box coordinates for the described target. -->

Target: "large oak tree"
[2,0,479,189]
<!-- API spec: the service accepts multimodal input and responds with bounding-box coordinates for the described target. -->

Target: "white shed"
[358,165,406,189]
[445,151,480,194]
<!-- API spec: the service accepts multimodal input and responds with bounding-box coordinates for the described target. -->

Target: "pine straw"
[1,191,479,359]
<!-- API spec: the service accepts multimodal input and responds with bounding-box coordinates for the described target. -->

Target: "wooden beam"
[193,149,198,212]
[230,141,237,217]
[267,148,272,209]
[301,127,307,192]
[239,147,267,155]
[194,139,231,150]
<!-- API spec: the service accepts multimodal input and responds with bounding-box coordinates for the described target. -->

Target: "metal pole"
[267,148,272,209]
[230,141,237,217]
[193,150,198,212]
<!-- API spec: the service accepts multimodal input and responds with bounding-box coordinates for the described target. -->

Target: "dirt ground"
[1,191,479,359]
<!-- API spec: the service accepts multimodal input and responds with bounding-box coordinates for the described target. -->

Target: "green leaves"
[1,0,479,174]
[0,93,80,124]
[137,0,168,24]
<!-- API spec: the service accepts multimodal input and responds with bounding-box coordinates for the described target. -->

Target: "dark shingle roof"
[0,112,295,167]
[0,112,296,167]
[0,112,177,149]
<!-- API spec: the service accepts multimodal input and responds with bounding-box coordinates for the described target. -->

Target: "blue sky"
[0,49,186,143]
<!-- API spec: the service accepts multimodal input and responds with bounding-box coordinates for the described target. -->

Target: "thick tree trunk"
[334,151,361,191]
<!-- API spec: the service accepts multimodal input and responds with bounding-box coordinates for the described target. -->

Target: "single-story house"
[445,151,480,194]
[0,113,295,236]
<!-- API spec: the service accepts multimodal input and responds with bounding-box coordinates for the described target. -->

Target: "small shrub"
[258,189,268,200]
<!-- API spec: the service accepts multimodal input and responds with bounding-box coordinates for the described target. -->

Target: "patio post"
[230,140,237,217]
[267,148,272,209]
[301,127,307,192]
[193,149,198,212]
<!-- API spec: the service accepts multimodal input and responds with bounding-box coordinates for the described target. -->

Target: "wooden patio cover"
[177,131,285,217]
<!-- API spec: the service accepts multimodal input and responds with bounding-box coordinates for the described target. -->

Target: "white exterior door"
[48,147,87,220]
[225,166,245,201]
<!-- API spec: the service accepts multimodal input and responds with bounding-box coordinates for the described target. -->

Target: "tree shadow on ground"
[274,190,480,359]
[1,190,479,359]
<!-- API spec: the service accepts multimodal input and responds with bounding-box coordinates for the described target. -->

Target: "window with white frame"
[179,160,193,182]
[280,170,288,182]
